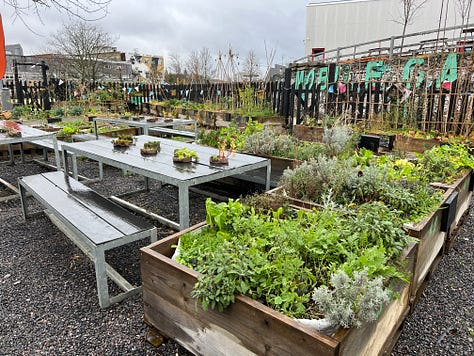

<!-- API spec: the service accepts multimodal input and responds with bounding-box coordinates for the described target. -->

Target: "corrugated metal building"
[305,0,465,58]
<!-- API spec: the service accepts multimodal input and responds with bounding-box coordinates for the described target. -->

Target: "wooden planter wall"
[141,224,416,356]
[431,170,473,250]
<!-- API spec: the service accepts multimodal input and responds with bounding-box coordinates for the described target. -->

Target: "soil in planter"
[141,148,158,156]
[209,156,228,165]
[173,156,192,163]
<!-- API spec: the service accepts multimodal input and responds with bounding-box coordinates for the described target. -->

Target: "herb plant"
[176,198,410,322]
[173,147,198,160]
[312,269,391,328]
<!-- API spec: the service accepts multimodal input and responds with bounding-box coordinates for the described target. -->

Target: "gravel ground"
[0,154,473,355]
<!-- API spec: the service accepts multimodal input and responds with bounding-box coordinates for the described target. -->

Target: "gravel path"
[0,155,473,355]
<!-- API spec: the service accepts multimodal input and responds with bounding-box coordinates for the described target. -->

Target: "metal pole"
[13,59,24,105]
[40,60,51,110]
[281,67,292,130]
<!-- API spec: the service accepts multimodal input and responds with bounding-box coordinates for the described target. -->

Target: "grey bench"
[18,171,157,308]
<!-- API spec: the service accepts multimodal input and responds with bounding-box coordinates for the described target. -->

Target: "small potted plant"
[0,121,22,137]
[162,110,174,122]
[112,134,134,148]
[173,147,198,163]
[141,140,161,156]
[210,137,235,165]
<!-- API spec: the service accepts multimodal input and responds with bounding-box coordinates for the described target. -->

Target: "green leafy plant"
[143,141,161,150]
[198,118,263,151]
[244,128,326,160]
[51,106,65,117]
[280,154,444,223]
[11,105,32,119]
[176,198,410,320]
[416,144,474,184]
[173,147,198,161]
[69,105,84,116]
[112,134,134,147]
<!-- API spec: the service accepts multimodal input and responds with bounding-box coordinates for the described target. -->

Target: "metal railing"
[293,23,474,64]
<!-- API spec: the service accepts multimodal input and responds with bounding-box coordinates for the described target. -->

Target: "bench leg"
[150,227,157,243]
[94,246,110,308]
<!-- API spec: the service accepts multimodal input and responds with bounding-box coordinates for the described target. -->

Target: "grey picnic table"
[61,135,271,230]
[92,116,196,138]
[0,121,61,201]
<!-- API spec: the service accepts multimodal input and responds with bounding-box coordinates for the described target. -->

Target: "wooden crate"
[141,224,415,356]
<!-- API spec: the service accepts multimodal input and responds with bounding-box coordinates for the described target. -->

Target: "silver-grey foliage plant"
[322,125,353,157]
[312,269,391,328]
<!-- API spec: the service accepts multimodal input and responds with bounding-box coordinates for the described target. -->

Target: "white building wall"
[305,0,464,57]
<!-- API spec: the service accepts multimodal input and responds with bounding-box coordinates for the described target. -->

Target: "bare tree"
[395,0,428,49]
[5,0,110,27]
[184,47,214,83]
[166,51,185,84]
[199,47,214,82]
[186,50,200,83]
[455,0,474,34]
[49,21,115,83]
[242,50,260,82]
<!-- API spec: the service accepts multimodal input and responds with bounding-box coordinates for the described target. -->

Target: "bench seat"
[18,171,157,308]
[149,127,196,138]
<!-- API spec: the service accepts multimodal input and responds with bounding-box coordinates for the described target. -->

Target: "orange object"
[0,14,5,79]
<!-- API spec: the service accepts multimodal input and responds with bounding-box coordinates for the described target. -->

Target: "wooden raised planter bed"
[141,224,415,356]
[431,170,473,250]
[292,125,324,142]
[235,154,301,188]
[266,185,457,307]
[393,134,441,153]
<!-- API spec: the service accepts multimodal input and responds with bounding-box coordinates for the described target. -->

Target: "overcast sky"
[2,0,308,68]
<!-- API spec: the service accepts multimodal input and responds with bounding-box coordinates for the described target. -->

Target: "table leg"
[7,144,14,164]
[20,142,25,163]
[265,161,272,191]
[99,162,104,180]
[178,185,190,230]
[62,149,77,179]
[62,149,69,177]
[52,137,61,170]
[71,153,78,180]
